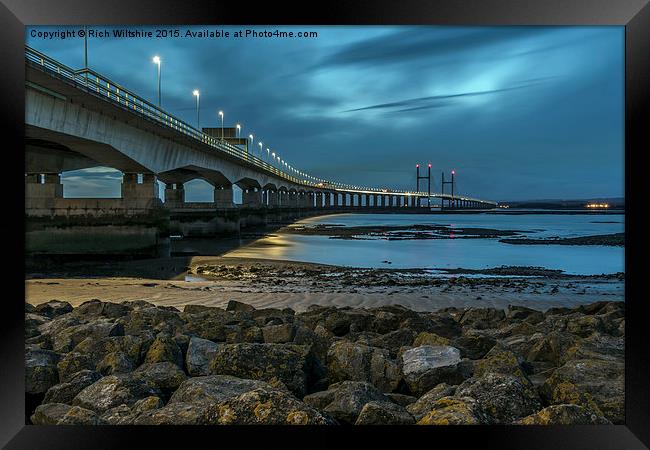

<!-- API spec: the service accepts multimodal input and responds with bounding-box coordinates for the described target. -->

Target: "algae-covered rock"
[44,369,101,404]
[355,401,415,425]
[303,381,388,424]
[144,335,184,367]
[327,340,401,392]
[516,404,610,425]
[416,396,492,425]
[185,336,219,376]
[456,372,542,424]
[72,373,163,413]
[406,383,456,420]
[35,300,73,319]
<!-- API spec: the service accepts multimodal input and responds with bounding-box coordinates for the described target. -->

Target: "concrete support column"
[333,193,339,207]
[268,190,278,207]
[121,172,158,206]
[242,188,262,208]
[290,191,299,208]
[164,183,185,207]
[315,192,323,208]
[324,192,331,208]
[214,186,234,208]
[26,173,64,200]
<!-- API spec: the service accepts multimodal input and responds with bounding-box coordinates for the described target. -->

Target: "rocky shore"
[26,298,624,425]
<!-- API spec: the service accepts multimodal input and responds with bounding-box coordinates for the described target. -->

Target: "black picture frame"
[1,0,647,448]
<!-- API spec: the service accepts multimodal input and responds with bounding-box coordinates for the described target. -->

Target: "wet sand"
[25,255,623,313]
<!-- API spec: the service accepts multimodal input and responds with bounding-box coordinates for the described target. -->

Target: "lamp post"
[192,90,200,129]
[218,111,224,140]
[152,56,161,107]
[258,142,263,160]
[236,123,241,138]
[248,134,254,155]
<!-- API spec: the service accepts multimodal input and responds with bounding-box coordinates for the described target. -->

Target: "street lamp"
[258,142,263,159]
[236,123,241,138]
[192,90,200,129]
[248,134,254,154]
[218,111,224,140]
[152,56,161,107]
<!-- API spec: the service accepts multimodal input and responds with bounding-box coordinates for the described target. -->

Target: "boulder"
[450,332,496,360]
[209,343,315,397]
[31,403,103,425]
[35,300,73,318]
[459,308,505,330]
[134,362,188,395]
[170,375,270,405]
[57,352,94,383]
[226,300,255,313]
[473,344,530,384]
[540,358,624,424]
[566,315,605,338]
[406,383,456,420]
[292,324,333,364]
[186,336,220,376]
[386,393,418,408]
[100,404,136,425]
[215,386,337,425]
[25,347,61,394]
[526,331,577,366]
[456,372,542,424]
[262,323,296,343]
[327,341,401,392]
[369,311,401,334]
[416,396,492,425]
[562,332,624,364]
[367,328,416,356]
[413,332,450,347]
[72,373,163,413]
[133,401,220,425]
[144,335,183,367]
[71,299,132,319]
[51,319,124,353]
[401,345,471,395]
[506,305,544,324]
[516,404,610,425]
[304,381,389,424]
[116,306,185,337]
[43,369,101,404]
[355,400,415,425]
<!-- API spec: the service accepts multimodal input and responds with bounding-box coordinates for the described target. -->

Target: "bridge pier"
[164,183,185,208]
[214,186,234,208]
[267,190,278,208]
[315,192,323,208]
[26,173,63,211]
[242,188,262,208]
[333,193,339,208]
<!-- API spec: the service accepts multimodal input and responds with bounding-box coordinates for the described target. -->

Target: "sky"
[26,26,624,202]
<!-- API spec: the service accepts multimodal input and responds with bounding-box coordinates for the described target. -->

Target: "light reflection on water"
[224,213,624,276]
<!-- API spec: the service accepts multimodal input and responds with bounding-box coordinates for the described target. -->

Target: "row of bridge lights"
[153,55,427,194]
[153,54,337,189]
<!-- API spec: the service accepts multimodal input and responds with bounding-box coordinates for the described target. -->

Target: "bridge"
[24,46,497,256]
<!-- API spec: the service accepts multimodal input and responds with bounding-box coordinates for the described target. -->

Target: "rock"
[31,403,103,425]
[262,323,296,343]
[516,404,610,425]
[51,319,124,353]
[226,300,255,312]
[96,351,137,375]
[369,311,401,334]
[456,372,542,424]
[35,300,73,318]
[386,393,417,407]
[133,396,164,413]
[214,386,337,425]
[169,375,270,405]
[134,362,188,395]
[31,403,74,425]
[406,383,457,420]
[367,328,416,356]
[401,346,471,395]
[563,333,624,364]
[327,341,401,392]
[422,313,463,338]
[304,381,389,424]
[57,405,104,425]
[506,305,544,324]
[44,370,101,404]
[132,401,221,425]
[473,344,530,384]
[181,308,231,341]
[117,306,184,337]
[355,400,415,425]
[209,343,315,397]
[26,302,37,314]
[224,324,264,344]
[71,299,132,319]
[526,331,578,366]
[71,335,147,376]
[186,336,220,376]
[292,324,333,364]
[450,332,496,360]
[25,347,61,394]
[72,373,163,413]
[413,332,450,347]
[25,313,50,339]
[57,352,94,382]
[297,306,373,336]
[416,396,492,425]
[540,358,624,424]
[100,404,135,425]
[459,308,505,330]
[144,335,183,367]
[566,315,605,338]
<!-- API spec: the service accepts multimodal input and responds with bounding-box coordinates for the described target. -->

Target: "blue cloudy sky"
[26,26,624,202]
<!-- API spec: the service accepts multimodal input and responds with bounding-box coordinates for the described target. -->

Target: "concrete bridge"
[24,46,497,256]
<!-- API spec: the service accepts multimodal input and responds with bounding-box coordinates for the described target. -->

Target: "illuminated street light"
[258,142,263,158]
[248,134,254,154]
[152,56,161,107]
[236,123,241,138]
[192,90,200,128]
[218,111,224,140]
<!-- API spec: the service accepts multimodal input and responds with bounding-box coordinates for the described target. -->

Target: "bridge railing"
[25,46,496,205]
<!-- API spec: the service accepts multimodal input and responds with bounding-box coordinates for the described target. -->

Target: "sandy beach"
[25,255,623,313]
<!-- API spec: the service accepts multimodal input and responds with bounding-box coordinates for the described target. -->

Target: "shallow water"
[224,212,625,275]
